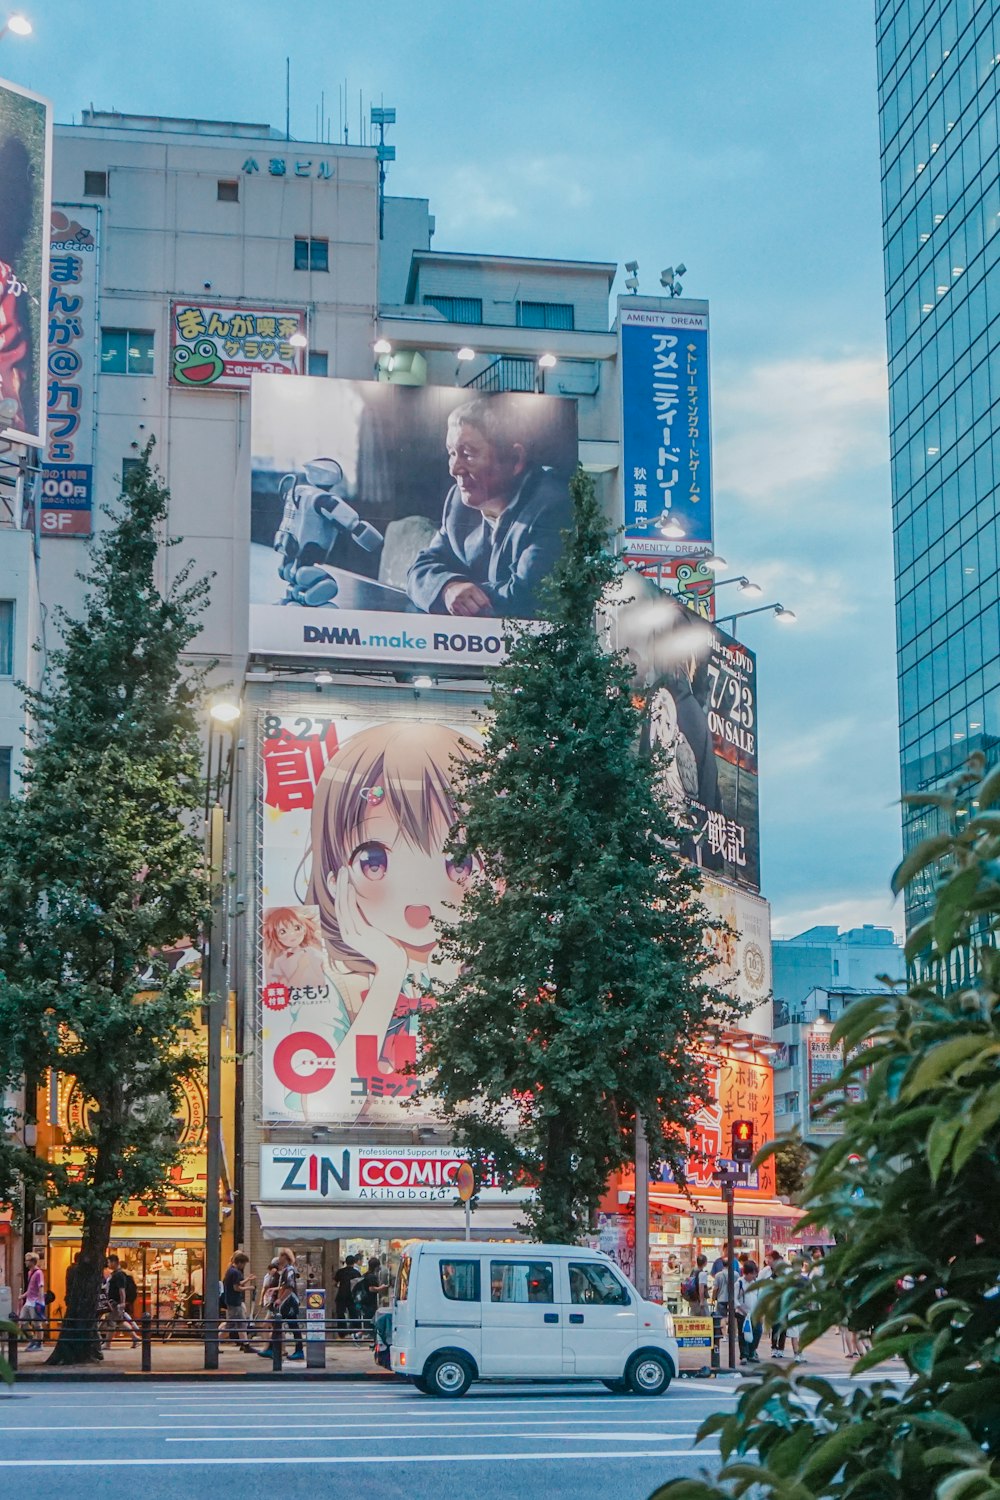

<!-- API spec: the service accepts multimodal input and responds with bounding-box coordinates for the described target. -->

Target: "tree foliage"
[652,755,1000,1500]
[0,443,211,1364]
[772,1136,810,1200]
[419,469,736,1242]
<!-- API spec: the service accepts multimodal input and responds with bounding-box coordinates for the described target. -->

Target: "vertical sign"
[619,301,712,560]
[0,77,52,449]
[42,206,100,537]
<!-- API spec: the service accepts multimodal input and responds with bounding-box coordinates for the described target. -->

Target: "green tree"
[419,470,736,1243]
[0,443,210,1365]
[772,1136,810,1200]
[651,755,1000,1500]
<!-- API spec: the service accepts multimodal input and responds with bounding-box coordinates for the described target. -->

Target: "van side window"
[396,1255,411,1302]
[490,1260,554,1303]
[568,1262,630,1306]
[440,1259,480,1301]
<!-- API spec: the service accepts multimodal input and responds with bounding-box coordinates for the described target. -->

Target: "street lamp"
[0,13,32,39]
[456,346,476,362]
[657,513,684,540]
[711,576,763,597]
[372,338,392,356]
[714,601,797,634]
[288,331,308,349]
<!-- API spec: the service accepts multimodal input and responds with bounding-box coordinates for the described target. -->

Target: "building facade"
[772,923,904,1020]
[878,1,1000,931]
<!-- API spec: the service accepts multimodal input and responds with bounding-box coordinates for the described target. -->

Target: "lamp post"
[0,13,32,40]
[203,699,239,1370]
[714,602,797,637]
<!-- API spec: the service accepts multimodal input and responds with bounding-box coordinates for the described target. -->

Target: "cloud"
[771,891,903,945]
[430,154,595,236]
[714,352,889,504]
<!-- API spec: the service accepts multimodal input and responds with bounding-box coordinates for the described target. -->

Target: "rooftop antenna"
[660,263,687,297]
[371,102,396,240]
[285,57,290,142]
[624,260,640,294]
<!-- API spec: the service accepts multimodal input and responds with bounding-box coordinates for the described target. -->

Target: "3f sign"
[41,512,74,531]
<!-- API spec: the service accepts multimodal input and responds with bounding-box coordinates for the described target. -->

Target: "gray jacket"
[406,465,572,618]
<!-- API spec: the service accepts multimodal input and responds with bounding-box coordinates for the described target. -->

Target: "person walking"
[354,1257,382,1343]
[763,1248,789,1356]
[741,1261,764,1364]
[104,1255,140,1348]
[680,1254,711,1316]
[334,1254,361,1340]
[18,1253,46,1351]
[273,1247,304,1360]
[222,1251,256,1352]
[255,1257,282,1361]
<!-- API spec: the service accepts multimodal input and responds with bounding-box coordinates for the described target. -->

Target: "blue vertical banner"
[619,301,712,559]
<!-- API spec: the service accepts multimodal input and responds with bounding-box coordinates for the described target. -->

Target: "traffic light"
[732,1119,755,1165]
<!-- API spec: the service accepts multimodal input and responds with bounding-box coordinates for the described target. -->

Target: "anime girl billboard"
[259,713,480,1127]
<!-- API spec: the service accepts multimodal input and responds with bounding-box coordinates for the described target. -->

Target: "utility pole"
[203,801,225,1370]
[634,1113,649,1298]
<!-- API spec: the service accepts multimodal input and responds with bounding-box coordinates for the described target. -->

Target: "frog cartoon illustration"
[172,339,225,386]
[674,559,715,617]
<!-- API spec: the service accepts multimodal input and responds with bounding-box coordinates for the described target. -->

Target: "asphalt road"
[0,1377,735,1499]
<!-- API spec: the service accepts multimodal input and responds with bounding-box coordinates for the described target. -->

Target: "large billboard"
[249,375,579,667]
[0,77,52,449]
[259,710,481,1127]
[259,1144,511,1204]
[700,876,772,1033]
[620,301,711,560]
[42,206,100,537]
[170,301,306,390]
[609,569,760,890]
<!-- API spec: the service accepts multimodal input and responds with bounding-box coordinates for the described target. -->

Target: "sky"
[2,0,902,939]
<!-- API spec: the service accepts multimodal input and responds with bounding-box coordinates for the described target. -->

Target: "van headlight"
[663,1310,675,1338]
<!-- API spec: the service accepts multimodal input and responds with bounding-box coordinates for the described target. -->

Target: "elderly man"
[406,397,572,618]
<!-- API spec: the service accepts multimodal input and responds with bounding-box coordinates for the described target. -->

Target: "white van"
[390,1241,679,1397]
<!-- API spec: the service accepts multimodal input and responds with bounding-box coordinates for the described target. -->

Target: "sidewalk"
[8,1326,899,1382]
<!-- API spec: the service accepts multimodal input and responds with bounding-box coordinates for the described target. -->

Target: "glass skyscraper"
[879,0,1000,932]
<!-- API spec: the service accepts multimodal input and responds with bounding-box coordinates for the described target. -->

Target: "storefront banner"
[700,877,772,1031]
[620,302,711,559]
[0,77,52,448]
[608,572,759,889]
[259,1145,514,1204]
[259,709,482,1128]
[653,1052,776,1197]
[42,205,99,537]
[170,301,305,390]
[249,375,579,668]
[692,1214,762,1239]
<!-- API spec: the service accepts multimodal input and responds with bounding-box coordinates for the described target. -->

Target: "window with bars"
[423,294,483,324]
[516,300,575,330]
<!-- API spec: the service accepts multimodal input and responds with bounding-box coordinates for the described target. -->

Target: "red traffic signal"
[732,1120,755,1164]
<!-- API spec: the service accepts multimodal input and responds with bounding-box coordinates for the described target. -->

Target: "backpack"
[123,1273,138,1304]
[680,1271,701,1304]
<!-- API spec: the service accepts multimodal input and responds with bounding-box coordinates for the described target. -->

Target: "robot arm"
[273,458,384,606]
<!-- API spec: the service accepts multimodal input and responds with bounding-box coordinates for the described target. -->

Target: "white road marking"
[0,1449,717,1467]
[168,1431,700,1444]
[0,1418,711,1432]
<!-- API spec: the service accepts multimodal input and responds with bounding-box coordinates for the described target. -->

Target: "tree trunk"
[46,1207,114,1366]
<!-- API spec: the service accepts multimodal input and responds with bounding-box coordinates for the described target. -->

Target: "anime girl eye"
[349,840,389,882]
[445,851,477,885]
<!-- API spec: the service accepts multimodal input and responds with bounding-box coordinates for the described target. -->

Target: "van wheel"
[626,1351,672,1395]
[425,1353,473,1398]
[602,1378,627,1393]
[411,1376,429,1394]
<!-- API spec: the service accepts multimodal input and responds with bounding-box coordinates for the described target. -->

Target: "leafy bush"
[651,760,1000,1499]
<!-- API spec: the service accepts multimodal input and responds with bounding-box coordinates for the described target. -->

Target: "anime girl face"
[276,914,306,949]
[306,721,480,973]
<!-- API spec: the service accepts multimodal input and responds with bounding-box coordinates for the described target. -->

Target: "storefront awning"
[620,1189,803,1226]
[254,1203,528,1242]
[46,1224,205,1245]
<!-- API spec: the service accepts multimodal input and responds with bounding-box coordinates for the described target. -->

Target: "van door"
[480,1257,563,1376]
[562,1259,637,1377]
[415,1254,482,1369]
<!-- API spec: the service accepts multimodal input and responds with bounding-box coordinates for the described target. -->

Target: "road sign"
[455,1162,476,1202]
[716,1158,749,1176]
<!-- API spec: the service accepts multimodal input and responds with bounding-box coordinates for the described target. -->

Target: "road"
[0,1376,735,1499]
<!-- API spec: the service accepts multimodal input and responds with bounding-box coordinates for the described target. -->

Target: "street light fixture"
[714,601,797,632]
[0,13,32,39]
[288,331,308,349]
[710,575,763,596]
[657,513,684,539]
[209,699,240,724]
[537,353,557,369]
[372,338,392,355]
[456,346,476,362]
[702,553,727,571]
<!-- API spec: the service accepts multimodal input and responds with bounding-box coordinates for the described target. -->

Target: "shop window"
[490,1259,553,1303]
[0,600,13,675]
[294,236,329,271]
[217,179,239,202]
[307,350,329,376]
[84,169,107,197]
[568,1261,629,1305]
[439,1259,480,1301]
[101,328,154,376]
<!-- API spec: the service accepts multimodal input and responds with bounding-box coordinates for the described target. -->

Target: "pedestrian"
[255,1258,282,1361]
[334,1253,361,1339]
[222,1251,256,1352]
[354,1256,382,1342]
[18,1252,46,1351]
[710,1241,729,1276]
[763,1248,789,1355]
[104,1255,140,1348]
[273,1246,304,1360]
[741,1261,764,1364]
[680,1254,711,1316]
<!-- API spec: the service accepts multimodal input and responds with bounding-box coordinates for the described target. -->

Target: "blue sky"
[4,0,901,938]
